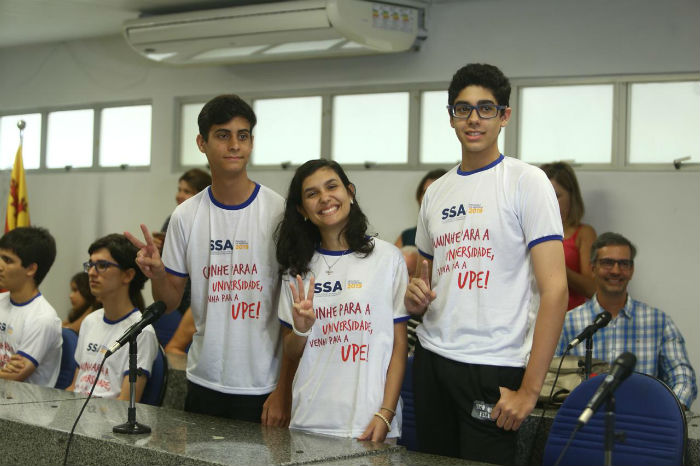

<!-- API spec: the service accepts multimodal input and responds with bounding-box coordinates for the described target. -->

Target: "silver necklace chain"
[320,253,344,275]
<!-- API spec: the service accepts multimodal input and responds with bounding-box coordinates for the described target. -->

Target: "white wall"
[0,0,698,406]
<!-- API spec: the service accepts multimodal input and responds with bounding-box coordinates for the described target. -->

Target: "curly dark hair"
[448,63,511,108]
[88,234,146,311]
[275,159,374,277]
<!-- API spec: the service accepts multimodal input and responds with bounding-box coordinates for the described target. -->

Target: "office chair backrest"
[55,328,79,389]
[140,344,168,406]
[542,372,687,466]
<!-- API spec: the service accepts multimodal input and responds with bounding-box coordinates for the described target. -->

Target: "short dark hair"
[197,94,256,142]
[0,226,56,286]
[540,161,585,226]
[590,232,637,263]
[416,168,447,203]
[88,234,146,311]
[275,159,374,277]
[448,63,511,107]
[179,168,211,193]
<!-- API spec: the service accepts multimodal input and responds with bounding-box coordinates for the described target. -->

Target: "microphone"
[567,311,612,349]
[105,301,166,357]
[577,352,636,425]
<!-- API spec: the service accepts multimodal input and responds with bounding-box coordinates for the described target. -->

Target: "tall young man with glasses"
[557,232,697,408]
[126,95,293,426]
[67,234,158,401]
[404,63,567,465]
[0,226,61,387]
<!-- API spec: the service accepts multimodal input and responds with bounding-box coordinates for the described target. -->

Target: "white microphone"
[105,301,166,357]
[578,352,636,425]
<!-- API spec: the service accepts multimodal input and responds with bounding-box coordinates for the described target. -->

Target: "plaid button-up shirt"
[556,294,697,408]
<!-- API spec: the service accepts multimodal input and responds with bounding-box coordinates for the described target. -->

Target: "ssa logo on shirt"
[0,322,13,334]
[441,203,484,221]
[87,343,108,354]
[314,280,343,294]
[210,238,247,254]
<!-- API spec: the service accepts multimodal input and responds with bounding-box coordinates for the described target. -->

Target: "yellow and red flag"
[4,142,30,232]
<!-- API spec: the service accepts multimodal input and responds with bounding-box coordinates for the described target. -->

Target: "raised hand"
[404,259,436,316]
[124,224,166,280]
[289,274,316,335]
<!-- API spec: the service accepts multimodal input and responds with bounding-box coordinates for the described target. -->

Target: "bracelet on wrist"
[292,325,312,337]
[380,406,396,415]
[373,412,391,431]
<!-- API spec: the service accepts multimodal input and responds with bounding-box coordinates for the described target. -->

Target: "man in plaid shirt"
[557,232,697,408]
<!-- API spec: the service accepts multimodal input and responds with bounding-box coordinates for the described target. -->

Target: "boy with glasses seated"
[0,226,61,387]
[557,232,697,408]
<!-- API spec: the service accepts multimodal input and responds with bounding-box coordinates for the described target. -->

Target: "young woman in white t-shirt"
[276,159,408,442]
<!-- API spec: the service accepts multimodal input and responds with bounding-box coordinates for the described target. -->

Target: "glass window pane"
[180,102,206,166]
[519,85,613,164]
[47,109,94,169]
[629,81,700,164]
[99,105,152,167]
[420,91,506,164]
[332,92,409,164]
[253,96,322,165]
[0,114,41,170]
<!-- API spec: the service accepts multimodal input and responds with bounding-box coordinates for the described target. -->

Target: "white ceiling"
[0,0,438,50]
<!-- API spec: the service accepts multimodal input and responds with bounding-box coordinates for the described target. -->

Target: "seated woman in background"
[62,272,100,334]
[276,159,409,443]
[395,168,447,247]
[67,234,158,401]
[540,162,597,310]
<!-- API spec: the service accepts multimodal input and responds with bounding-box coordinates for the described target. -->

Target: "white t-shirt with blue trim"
[415,155,563,367]
[162,184,285,395]
[0,292,61,387]
[73,308,158,399]
[278,238,410,438]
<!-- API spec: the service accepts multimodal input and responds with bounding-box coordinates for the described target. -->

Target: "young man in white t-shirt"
[126,95,293,425]
[0,226,62,387]
[404,63,568,465]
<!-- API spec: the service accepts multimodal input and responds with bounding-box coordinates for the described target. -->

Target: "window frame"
[178,73,699,174]
[0,99,153,173]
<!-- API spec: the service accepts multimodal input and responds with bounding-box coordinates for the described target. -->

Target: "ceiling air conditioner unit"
[123,0,427,65]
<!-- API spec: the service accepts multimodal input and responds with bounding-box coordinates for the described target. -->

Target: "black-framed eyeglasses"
[597,258,633,271]
[83,260,122,274]
[447,103,507,119]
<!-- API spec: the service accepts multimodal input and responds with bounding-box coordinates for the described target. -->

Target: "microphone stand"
[113,334,151,434]
[584,335,593,380]
[604,395,616,466]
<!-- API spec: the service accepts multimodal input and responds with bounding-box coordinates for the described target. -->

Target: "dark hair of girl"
[276,159,374,277]
[88,234,147,311]
[67,272,99,323]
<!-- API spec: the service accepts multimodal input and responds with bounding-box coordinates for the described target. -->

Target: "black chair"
[140,344,168,406]
[543,372,687,466]
[55,327,79,389]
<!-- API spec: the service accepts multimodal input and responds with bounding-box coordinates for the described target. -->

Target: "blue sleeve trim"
[418,249,433,260]
[528,234,563,249]
[394,315,411,323]
[16,351,39,368]
[165,267,188,278]
[279,319,293,329]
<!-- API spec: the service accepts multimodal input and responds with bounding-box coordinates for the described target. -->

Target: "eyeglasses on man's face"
[83,260,122,274]
[596,258,633,271]
[447,102,506,119]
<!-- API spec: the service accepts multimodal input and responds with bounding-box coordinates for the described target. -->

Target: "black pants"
[413,342,524,466]
[185,380,268,423]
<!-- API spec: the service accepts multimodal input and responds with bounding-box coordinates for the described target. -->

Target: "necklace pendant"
[326,269,333,275]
